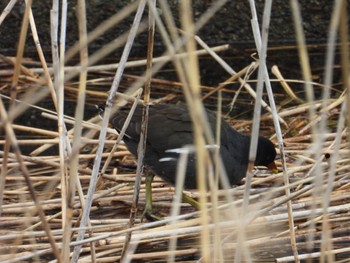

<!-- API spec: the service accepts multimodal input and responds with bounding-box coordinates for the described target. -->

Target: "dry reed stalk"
[0,0,17,25]
[1,103,348,261]
[0,103,60,260]
[100,90,142,180]
[41,112,117,134]
[29,44,230,76]
[71,1,148,261]
[64,2,139,64]
[1,1,350,262]
[0,139,117,145]
[121,0,156,258]
[271,65,305,104]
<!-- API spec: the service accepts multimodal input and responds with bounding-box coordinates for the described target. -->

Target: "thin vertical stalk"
[61,0,90,261]
[212,90,223,262]
[179,1,210,261]
[290,1,321,259]
[121,0,156,258]
[71,1,147,261]
[318,1,343,262]
[339,1,350,144]
[11,0,32,101]
[0,133,9,217]
[246,1,299,262]
[290,0,316,116]
[50,1,70,261]
[58,0,68,238]
[167,150,189,263]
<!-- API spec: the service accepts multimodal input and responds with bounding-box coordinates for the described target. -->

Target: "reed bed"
[0,0,349,262]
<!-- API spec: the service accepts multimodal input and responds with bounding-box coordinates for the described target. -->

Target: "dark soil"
[0,1,345,84]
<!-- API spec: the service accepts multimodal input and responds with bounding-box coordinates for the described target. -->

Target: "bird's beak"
[267,161,278,174]
[96,104,105,119]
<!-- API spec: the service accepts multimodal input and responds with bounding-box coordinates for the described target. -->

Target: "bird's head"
[255,136,278,173]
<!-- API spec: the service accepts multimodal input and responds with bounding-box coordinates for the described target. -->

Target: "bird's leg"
[141,170,200,220]
[141,172,161,221]
[144,172,154,213]
[142,173,200,220]
[182,192,200,210]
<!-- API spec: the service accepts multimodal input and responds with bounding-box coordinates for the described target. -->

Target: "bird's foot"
[182,192,200,210]
[141,208,162,222]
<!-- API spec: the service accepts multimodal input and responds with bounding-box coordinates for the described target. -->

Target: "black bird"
[103,103,277,190]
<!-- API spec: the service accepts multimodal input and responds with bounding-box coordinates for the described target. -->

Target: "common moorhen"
[100,103,277,217]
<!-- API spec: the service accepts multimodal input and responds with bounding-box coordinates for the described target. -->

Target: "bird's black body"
[108,103,276,189]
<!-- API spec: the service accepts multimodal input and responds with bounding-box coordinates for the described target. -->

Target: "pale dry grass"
[0,0,349,262]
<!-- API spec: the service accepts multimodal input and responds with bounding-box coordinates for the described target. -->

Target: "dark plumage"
[106,103,277,189]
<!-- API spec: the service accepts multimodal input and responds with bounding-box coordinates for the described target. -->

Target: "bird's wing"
[146,106,194,153]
